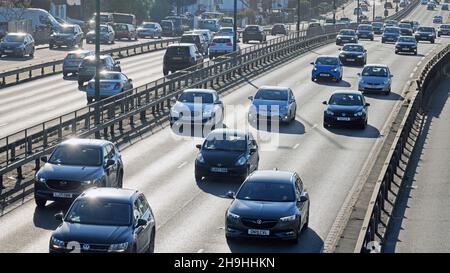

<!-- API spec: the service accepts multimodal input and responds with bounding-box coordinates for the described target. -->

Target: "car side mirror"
[116,61,120,65]
[250,148,257,154]
[136,219,147,228]
[215,100,223,105]
[357,73,361,77]
[55,212,64,221]
[390,75,394,78]
[338,48,341,51]
[128,78,133,83]
[196,144,202,149]
[322,101,327,105]
[248,96,254,101]
[298,195,308,203]
[106,159,115,168]
[310,62,314,65]
[226,191,236,199]
[365,103,371,107]
[41,156,48,163]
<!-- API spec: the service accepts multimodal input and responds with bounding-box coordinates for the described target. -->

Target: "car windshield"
[385,28,399,33]
[223,19,233,23]
[113,24,128,31]
[329,94,364,106]
[161,21,172,27]
[441,25,450,29]
[100,73,121,80]
[100,15,110,22]
[178,92,214,104]
[362,66,389,77]
[340,30,355,35]
[418,27,434,32]
[167,46,189,56]
[100,26,109,32]
[358,25,372,31]
[59,27,75,34]
[3,35,25,43]
[255,89,288,101]
[236,182,295,202]
[49,145,102,166]
[316,57,339,65]
[203,133,247,152]
[399,24,411,29]
[66,52,89,59]
[219,28,233,33]
[66,199,131,226]
[343,45,364,52]
[372,23,383,27]
[181,35,199,43]
[142,23,157,29]
[399,37,416,43]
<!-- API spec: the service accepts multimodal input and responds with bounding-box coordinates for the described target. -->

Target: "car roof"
[183,88,216,94]
[364,64,389,68]
[61,24,77,28]
[258,86,289,91]
[247,171,295,184]
[208,128,248,138]
[331,90,363,96]
[60,138,111,147]
[83,55,111,60]
[80,188,138,203]
[317,55,339,59]
[68,50,92,55]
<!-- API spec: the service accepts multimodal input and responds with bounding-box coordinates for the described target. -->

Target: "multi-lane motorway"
[0,3,447,253]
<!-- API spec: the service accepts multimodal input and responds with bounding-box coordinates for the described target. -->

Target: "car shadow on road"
[33,202,70,231]
[326,124,381,139]
[0,56,34,62]
[364,92,404,101]
[49,47,78,52]
[170,123,228,138]
[313,80,352,88]
[250,120,306,135]
[196,177,243,199]
[226,227,324,253]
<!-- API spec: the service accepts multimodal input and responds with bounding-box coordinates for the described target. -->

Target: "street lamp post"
[357,0,360,23]
[333,0,336,25]
[233,0,237,52]
[94,0,100,139]
[297,0,300,32]
[373,0,376,21]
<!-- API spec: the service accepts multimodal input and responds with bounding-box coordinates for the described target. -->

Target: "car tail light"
[114,83,121,89]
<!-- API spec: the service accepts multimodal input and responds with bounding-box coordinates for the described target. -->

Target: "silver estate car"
[358,64,393,95]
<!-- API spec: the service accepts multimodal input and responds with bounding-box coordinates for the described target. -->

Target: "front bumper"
[170,115,216,126]
[86,36,110,43]
[336,38,357,45]
[50,39,74,46]
[359,82,390,92]
[34,180,91,203]
[312,70,341,80]
[226,219,299,240]
[195,162,248,179]
[243,34,264,41]
[248,112,290,123]
[357,33,374,39]
[339,55,365,64]
[0,47,24,56]
[395,46,417,53]
[415,35,434,41]
[324,115,367,127]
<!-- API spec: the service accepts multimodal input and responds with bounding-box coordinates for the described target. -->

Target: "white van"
[0,8,62,32]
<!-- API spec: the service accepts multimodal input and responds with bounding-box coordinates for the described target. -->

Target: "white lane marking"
[417,61,422,66]
[0,123,8,128]
[292,143,300,150]
[410,73,414,78]
[197,249,204,253]
[413,67,418,72]
[177,161,187,169]
[312,124,318,129]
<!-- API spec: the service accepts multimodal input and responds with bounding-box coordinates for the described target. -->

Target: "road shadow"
[0,56,34,62]
[250,120,306,135]
[383,80,450,252]
[170,123,228,138]
[196,177,243,199]
[49,47,78,52]
[313,80,352,88]
[396,53,425,58]
[327,124,381,139]
[364,92,404,101]
[226,227,324,253]
[33,201,70,231]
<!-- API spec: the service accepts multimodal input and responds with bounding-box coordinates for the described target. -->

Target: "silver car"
[358,64,393,95]
[137,22,162,39]
[86,71,133,103]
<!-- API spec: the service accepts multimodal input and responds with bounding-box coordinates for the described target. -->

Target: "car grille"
[46,180,82,191]
[334,111,355,117]
[241,218,279,229]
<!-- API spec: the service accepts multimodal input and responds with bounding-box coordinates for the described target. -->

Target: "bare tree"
[0,0,32,21]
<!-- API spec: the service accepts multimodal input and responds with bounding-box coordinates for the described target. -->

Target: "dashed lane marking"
[177,161,187,169]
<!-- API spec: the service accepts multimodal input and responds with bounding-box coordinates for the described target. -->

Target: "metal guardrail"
[0,23,354,203]
[354,43,450,253]
[0,37,181,87]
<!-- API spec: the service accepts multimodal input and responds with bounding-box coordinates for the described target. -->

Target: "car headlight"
[384,79,390,85]
[235,155,248,166]
[357,55,364,58]
[202,109,213,117]
[313,67,318,71]
[339,54,345,58]
[326,110,335,116]
[108,242,129,253]
[354,111,365,117]
[280,215,297,222]
[196,153,205,164]
[227,211,240,222]
[82,178,102,185]
[50,237,65,249]
[331,68,339,72]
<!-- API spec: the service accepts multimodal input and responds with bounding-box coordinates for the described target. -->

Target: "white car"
[217,27,235,38]
[209,36,240,59]
[188,29,213,45]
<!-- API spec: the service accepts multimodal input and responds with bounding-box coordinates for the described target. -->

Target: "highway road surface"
[0,3,445,253]
[384,78,450,253]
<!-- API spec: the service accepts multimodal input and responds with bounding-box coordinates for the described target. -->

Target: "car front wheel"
[35,197,46,208]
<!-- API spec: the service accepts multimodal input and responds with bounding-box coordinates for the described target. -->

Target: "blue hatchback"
[311,56,343,82]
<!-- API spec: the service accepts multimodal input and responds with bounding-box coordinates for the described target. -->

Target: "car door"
[295,175,308,228]
[103,144,117,186]
[138,194,153,250]
[248,134,259,172]
[133,197,150,252]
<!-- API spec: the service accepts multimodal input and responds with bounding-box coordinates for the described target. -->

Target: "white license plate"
[4,50,13,53]
[53,192,73,198]
[337,117,351,121]
[211,167,228,173]
[172,57,183,60]
[319,73,329,77]
[248,229,270,236]
[347,58,355,61]
[403,48,409,50]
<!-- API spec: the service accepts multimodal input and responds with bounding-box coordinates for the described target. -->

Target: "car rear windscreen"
[167,46,190,56]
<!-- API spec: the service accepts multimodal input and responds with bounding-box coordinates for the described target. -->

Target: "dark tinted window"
[203,133,247,152]
[178,91,214,103]
[60,27,75,34]
[385,27,400,33]
[3,35,25,43]
[49,145,102,166]
[167,46,190,56]
[398,36,416,43]
[340,30,355,35]
[66,199,131,226]
[113,24,128,31]
[100,73,121,80]
[362,66,389,77]
[180,35,199,44]
[343,45,364,52]
[255,89,288,101]
[329,93,364,106]
[418,27,434,32]
[358,25,372,31]
[213,38,232,43]
[245,26,259,31]
[399,23,412,29]
[237,181,295,202]
[316,57,339,65]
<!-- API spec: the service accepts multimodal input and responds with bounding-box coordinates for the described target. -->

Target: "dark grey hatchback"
[34,138,124,208]
[225,170,310,244]
[49,188,156,253]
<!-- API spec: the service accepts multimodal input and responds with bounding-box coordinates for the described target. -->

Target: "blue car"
[382,27,401,43]
[311,55,343,82]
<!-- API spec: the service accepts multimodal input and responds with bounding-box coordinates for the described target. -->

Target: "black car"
[225,170,310,244]
[271,24,288,35]
[395,36,418,55]
[0,33,35,58]
[163,44,204,76]
[356,24,374,40]
[49,24,84,49]
[49,188,156,253]
[371,22,384,34]
[414,26,436,43]
[398,23,413,36]
[243,25,267,43]
[323,91,370,129]
[77,55,122,86]
[336,29,358,45]
[180,33,208,56]
[339,43,367,66]
[34,139,124,207]
[195,129,259,182]
[438,24,450,37]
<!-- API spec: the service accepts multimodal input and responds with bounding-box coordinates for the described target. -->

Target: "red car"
[112,23,138,41]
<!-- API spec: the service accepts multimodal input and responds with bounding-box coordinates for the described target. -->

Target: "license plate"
[319,73,329,77]
[4,50,13,53]
[100,85,110,89]
[347,58,355,61]
[172,57,183,60]
[337,117,351,121]
[211,167,228,173]
[53,192,73,198]
[248,229,270,236]
[403,48,409,50]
